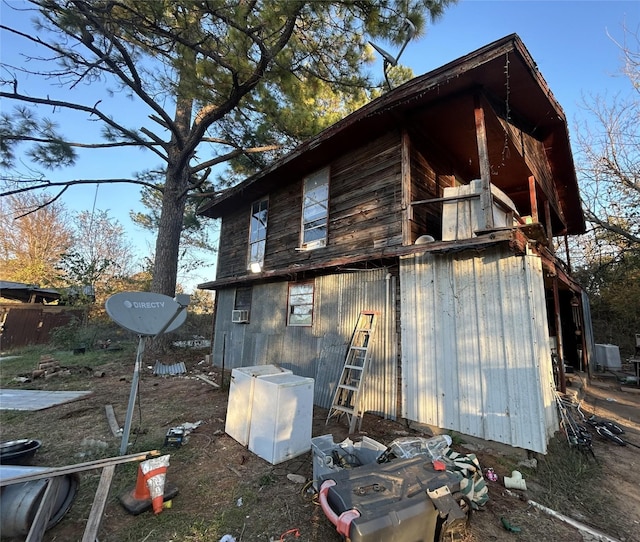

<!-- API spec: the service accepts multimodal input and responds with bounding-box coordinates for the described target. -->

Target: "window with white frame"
[301,168,329,249]
[287,282,314,326]
[248,198,268,271]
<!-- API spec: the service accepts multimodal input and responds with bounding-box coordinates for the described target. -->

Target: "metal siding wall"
[211,270,397,419]
[400,246,556,453]
[315,270,397,417]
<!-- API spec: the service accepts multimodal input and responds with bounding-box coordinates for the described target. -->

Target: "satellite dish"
[105,292,188,336]
[106,291,190,455]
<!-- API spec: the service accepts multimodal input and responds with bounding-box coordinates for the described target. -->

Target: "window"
[232,286,252,323]
[234,287,252,311]
[287,282,314,326]
[301,168,329,249]
[248,198,268,271]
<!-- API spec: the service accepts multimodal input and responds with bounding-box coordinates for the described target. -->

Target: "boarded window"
[301,168,329,249]
[234,287,252,311]
[248,198,268,270]
[287,282,314,326]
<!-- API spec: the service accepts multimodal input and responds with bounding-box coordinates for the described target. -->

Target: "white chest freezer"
[248,373,314,465]
[225,365,292,446]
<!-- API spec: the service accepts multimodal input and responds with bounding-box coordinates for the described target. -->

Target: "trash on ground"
[164,420,203,447]
[485,467,498,481]
[501,517,522,533]
[287,473,306,484]
[376,434,452,463]
[503,470,527,490]
[153,361,187,376]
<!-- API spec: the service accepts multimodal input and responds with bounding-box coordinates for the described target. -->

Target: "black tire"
[596,426,626,446]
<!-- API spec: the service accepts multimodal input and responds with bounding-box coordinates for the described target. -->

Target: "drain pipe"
[505,490,621,542]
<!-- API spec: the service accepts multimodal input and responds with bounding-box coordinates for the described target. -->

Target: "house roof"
[198,33,585,235]
[0,281,61,303]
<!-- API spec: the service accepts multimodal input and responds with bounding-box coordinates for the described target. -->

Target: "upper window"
[248,198,268,271]
[287,282,314,326]
[301,168,329,250]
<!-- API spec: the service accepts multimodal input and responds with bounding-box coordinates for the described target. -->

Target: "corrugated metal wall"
[399,246,557,454]
[211,268,398,418]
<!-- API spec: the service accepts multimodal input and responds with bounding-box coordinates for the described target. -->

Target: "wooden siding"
[210,269,398,418]
[410,146,458,242]
[215,133,403,280]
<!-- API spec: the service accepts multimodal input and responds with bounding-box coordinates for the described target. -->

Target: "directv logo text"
[123,300,166,309]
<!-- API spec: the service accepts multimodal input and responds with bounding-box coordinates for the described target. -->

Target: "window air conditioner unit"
[232,309,250,323]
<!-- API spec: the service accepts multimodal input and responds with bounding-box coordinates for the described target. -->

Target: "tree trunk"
[151,46,196,298]
[151,165,188,297]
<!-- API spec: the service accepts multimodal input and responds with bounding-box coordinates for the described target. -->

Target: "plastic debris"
[219,536,236,542]
[501,517,521,533]
[485,468,498,482]
[504,470,527,491]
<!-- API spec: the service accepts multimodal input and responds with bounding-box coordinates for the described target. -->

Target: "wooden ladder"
[326,311,378,433]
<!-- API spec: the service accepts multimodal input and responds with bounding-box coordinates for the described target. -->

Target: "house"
[197,34,592,454]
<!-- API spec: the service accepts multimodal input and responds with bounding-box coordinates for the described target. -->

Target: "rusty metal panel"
[400,246,557,454]
[0,306,82,349]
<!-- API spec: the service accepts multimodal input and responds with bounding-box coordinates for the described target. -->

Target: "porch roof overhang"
[198,229,528,290]
[198,33,585,235]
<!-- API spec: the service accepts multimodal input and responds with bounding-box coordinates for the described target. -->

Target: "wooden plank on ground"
[194,374,220,388]
[81,464,116,542]
[105,404,121,437]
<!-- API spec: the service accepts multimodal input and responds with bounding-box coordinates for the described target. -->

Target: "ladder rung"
[344,364,363,370]
[349,346,367,351]
[338,384,358,392]
[331,405,354,415]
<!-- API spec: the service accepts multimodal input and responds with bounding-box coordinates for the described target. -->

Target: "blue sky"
[1,0,639,291]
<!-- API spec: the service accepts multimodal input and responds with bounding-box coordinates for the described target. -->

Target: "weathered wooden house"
[198,34,592,454]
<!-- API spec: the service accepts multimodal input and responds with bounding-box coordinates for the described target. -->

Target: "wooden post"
[552,276,566,393]
[401,129,412,245]
[564,235,572,274]
[544,200,554,252]
[474,94,494,231]
[528,175,539,222]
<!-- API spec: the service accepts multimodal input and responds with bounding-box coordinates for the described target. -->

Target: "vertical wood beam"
[401,129,412,245]
[528,175,539,222]
[564,235,572,275]
[474,94,494,231]
[552,275,566,393]
[544,200,554,252]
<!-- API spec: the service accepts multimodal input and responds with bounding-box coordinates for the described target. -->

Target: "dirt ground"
[1,351,639,542]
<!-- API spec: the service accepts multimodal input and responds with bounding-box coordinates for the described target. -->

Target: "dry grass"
[1,346,639,542]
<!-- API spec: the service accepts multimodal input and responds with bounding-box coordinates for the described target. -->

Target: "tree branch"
[1,178,163,199]
[0,90,167,161]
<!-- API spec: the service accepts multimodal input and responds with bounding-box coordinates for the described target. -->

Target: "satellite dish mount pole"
[119,334,146,455]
